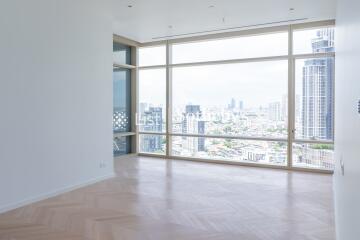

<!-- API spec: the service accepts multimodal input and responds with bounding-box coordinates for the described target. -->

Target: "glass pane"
[293,27,335,54]
[113,42,131,65]
[139,134,166,155]
[293,143,334,170]
[172,32,288,64]
[172,61,288,138]
[139,68,166,133]
[139,45,166,66]
[113,136,131,156]
[295,58,334,141]
[113,69,131,133]
[172,137,287,165]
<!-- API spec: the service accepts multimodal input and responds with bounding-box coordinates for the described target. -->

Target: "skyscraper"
[302,29,334,140]
[239,100,244,110]
[141,107,163,152]
[228,98,236,110]
[269,102,281,121]
[182,105,205,152]
[281,95,288,122]
[139,102,148,116]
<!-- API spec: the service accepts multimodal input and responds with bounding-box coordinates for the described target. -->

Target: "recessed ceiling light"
[289,8,295,11]
[128,5,133,8]
[209,5,215,8]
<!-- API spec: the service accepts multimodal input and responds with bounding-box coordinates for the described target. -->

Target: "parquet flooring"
[0,156,335,240]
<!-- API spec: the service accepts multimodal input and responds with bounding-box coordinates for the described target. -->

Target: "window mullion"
[288,25,295,168]
[166,41,172,156]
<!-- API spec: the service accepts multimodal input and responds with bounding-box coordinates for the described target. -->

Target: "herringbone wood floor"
[0,156,335,240]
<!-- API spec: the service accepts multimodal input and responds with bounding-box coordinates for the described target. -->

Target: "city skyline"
[139,28,331,108]
[136,27,335,169]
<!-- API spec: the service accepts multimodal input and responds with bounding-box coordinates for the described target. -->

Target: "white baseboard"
[0,172,115,214]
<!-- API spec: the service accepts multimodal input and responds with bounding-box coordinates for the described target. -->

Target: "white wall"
[335,0,360,239]
[0,0,114,212]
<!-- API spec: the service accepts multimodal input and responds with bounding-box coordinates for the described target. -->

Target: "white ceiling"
[112,0,336,43]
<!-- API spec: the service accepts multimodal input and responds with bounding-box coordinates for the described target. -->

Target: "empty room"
[0,0,359,239]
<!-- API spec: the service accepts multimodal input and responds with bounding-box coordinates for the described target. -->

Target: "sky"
[138,28,333,108]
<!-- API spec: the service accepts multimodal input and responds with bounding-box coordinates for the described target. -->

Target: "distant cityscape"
[137,29,335,170]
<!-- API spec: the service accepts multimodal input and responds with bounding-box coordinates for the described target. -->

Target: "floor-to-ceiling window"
[137,21,335,171]
[292,27,335,170]
[138,46,167,155]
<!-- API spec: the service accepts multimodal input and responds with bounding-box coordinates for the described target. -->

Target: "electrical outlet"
[99,162,107,168]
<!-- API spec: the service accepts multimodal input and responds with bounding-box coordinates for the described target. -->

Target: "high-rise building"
[269,102,281,121]
[228,98,236,109]
[182,105,205,152]
[281,95,288,122]
[295,94,301,124]
[281,94,300,128]
[139,102,148,116]
[302,29,334,140]
[239,100,244,110]
[141,107,163,152]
